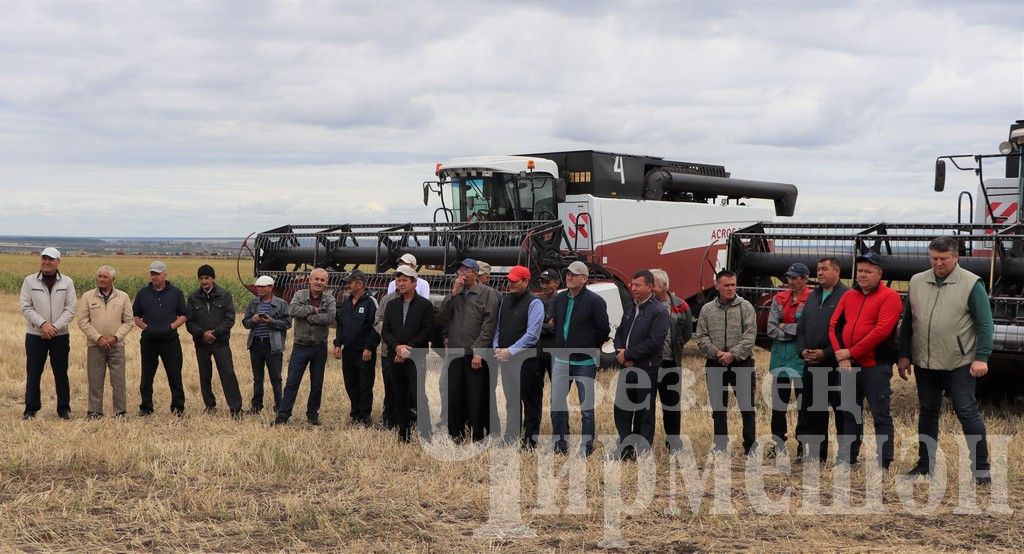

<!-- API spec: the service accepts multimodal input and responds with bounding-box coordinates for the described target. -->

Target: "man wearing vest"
[829,252,902,469]
[550,261,610,457]
[766,262,812,459]
[20,247,77,420]
[898,236,993,484]
[612,269,670,460]
[493,265,545,448]
[695,269,757,455]
[795,257,850,463]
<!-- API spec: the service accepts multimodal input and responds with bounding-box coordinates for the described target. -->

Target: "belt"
[254,337,271,342]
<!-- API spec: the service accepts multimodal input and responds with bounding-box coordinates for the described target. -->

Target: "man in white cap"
[386,253,430,299]
[477,261,492,287]
[20,247,77,419]
[242,275,292,415]
[381,265,435,442]
[550,261,610,456]
[133,260,189,416]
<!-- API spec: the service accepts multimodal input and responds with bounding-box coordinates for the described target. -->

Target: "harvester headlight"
[999,141,1013,155]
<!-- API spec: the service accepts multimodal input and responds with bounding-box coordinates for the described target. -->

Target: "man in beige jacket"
[77,265,135,418]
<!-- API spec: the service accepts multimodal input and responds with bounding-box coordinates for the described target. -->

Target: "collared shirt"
[492,297,545,355]
[386,277,431,299]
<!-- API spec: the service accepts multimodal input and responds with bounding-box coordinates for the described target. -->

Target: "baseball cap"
[394,265,418,279]
[477,261,492,275]
[254,275,275,287]
[538,269,559,282]
[344,269,367,283]
[41,247,61,259]
[398,253,417,266]
[458,258,480,272]
[149,261,168,273]
[507,265,531,282]
[567,261,589,276]
[855,252,883,269]
[784,262,810,277]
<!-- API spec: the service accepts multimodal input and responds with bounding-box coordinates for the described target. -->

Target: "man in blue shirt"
[492,265,545,448]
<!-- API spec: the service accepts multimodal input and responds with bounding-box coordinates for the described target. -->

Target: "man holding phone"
[242,275,292,414]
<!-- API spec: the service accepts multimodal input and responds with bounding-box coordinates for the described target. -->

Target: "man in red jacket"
[828,252,902,469]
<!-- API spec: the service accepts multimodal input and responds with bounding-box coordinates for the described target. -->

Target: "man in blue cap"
[766,262,812,459]
[439,258,499,442]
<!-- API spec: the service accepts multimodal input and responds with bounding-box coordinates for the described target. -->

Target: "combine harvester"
[728,120,1024,401]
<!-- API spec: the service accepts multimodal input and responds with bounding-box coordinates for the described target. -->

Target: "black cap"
[538,269,559,282]
[855,252,883,269]
[344,269,367,283]
[197,264,215,278]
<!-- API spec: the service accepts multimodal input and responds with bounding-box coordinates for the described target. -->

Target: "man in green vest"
[897,236,993,485]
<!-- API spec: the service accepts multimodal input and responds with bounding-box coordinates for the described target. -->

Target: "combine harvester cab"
[727,119,1024,402]
[244,149,798,360]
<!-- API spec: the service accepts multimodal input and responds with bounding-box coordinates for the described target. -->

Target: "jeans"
[278,343,328,421]
[798,365,848,462]
[25,333,71,416]
[841,364,894,467]
[705,358,756,454]
[195,342,242,412]
[770,373,803,449]
[140,334,185,414]
[916,364,989,474]
[248,338,283,412]
[550,360,597,453]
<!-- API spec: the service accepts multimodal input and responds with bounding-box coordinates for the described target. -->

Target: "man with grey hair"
[77,265,134,419]
[899,236,993,484]
[21,247,77,419]
[275,268,336,426]
[650,268,692,451]
[477,261,492,286]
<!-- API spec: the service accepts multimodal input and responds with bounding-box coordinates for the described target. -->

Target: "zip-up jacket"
[694,295,756,361]
[20,272,77,336]
[334,293,380,351]
[795,282,850,366]
[76,287,134,347]
[439,283,499,352]
[552,285,611,365]
[289,288,337,346]
[829,282,902,368]
[614,295,670,371]
[186,284,236,344]
[242,295,292,353]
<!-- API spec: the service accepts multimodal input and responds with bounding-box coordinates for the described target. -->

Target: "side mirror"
[934,159,946,192]
[554,178,567,203]
[422,184,430,206]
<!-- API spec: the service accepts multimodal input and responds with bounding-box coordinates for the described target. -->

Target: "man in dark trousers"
[186,264,243,418]
[795,257,850,463]
[20,247,77,420]
[133,260,188,417]
[535,269,561,380]
[899,236,993,484]
[492,265,545,448]
[650,268,692,452]
[242,275,291,414]
[829,252,902,469]
[275,268,336,426]
[694,270,757,455]
[550,261,610,457]
[381,266,435,442]
[439,258,499,442]
[613,269,670,460]
[333,269,380,426]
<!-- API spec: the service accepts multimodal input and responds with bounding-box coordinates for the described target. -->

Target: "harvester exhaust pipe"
[645,169,799,217]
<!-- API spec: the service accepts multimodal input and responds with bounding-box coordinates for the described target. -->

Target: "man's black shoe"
[308,416,321,426]
[138,409,153,417]
[270,416,288,427]
[230,410,243,420]
[86,412,103,420]
[204,406,217,414]
[114,411,128,419]
[905,463,931,477]
[58,411,71,420]
[21,412,36,420]
[172,409,185,418]
[553,441,568,455]
[976,475,992,486]
[249,406,262,415]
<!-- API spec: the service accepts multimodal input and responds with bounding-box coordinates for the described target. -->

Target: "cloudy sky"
[1,1,1020,237]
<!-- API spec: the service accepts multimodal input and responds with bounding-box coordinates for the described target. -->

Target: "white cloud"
[0,0,1020,236]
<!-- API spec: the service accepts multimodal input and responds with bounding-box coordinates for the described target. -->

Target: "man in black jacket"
[550,261,610,457]
[186,264,243,418]
[795,257,850,462]
[333,270,380,426]
[381,266,435,442]
[613,270,670,459]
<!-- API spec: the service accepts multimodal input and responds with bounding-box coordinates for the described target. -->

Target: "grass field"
[0,258,1022,550]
